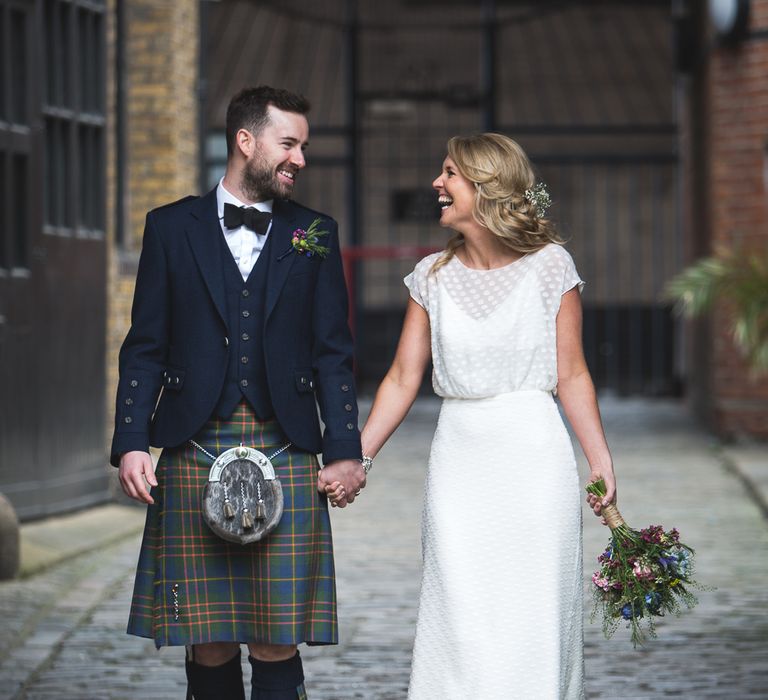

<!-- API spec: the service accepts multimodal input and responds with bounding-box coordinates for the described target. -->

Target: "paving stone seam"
[19,522,145,579]
[716,446,768,521]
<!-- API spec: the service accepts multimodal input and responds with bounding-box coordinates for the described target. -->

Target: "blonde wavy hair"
[431,133,563,273]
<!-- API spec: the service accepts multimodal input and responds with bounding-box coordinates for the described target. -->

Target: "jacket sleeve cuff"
[321,438,363,466]
[110,433,151,468]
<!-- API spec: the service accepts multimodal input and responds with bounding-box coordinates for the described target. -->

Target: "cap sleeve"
[560,249,584,295]
[403,255,434,311]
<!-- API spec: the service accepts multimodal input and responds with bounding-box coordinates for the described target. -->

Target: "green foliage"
[665,249,768,375]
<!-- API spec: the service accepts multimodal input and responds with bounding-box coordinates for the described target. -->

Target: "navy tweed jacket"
[110,188,362,467]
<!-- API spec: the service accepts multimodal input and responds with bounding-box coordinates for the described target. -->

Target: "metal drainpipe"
[482,0,497,132]
[345,0,361,339]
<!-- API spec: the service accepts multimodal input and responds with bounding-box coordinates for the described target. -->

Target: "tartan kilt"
[127,402,337,648]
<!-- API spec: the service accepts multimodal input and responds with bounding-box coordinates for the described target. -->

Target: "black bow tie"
[223,203,272,234]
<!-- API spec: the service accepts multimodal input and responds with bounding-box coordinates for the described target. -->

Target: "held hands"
[586,464,616,524]
[316,459,366,508]
[118,450,158,504]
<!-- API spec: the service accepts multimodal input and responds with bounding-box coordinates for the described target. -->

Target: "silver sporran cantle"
[201,445,284,545]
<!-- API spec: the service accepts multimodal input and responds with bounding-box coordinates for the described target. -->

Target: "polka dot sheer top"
[404,243,584,399]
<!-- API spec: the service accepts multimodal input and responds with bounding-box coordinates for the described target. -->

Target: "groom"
[113,86,366,699]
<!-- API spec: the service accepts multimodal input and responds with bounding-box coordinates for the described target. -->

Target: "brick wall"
[105,0,200,451]
[705,0,768,437]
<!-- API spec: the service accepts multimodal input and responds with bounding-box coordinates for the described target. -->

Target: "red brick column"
[706,0,768,436]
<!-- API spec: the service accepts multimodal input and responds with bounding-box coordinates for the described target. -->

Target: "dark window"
[0,3,31,271]
[12,153,27,268]
[0,10,5,121]
[10,8,27,124]
[0,152,6,270]
[42,0,105,237]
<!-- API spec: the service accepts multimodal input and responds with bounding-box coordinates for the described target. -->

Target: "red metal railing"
[341,246,441,335]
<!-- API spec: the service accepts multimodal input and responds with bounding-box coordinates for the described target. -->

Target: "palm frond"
[665,249,768,375]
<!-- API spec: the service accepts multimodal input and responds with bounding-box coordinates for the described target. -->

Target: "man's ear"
[235,128,254,158]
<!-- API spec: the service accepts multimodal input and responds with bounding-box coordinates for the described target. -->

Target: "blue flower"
[673,549,691,576]
[621,604,634,620]
[657,553,676,570]
[645,591,662,612]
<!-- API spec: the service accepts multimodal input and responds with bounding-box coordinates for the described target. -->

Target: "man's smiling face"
[241,105,309,201]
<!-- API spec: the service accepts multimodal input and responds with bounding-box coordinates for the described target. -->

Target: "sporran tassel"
[254,482,266,520]
[254,501,266,520]
[222,482,235,519]
[241,508,254,529]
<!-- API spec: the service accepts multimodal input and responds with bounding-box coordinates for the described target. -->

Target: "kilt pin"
[128,405,337,648]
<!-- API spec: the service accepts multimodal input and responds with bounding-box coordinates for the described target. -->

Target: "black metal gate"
[203,0,682,396]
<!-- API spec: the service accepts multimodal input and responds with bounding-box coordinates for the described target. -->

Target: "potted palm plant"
[665,248,768,376]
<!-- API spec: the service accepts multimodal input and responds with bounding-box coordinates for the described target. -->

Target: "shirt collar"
[217,178,274,222]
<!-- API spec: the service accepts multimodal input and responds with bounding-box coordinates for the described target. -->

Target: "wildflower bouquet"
[585,478,700,647]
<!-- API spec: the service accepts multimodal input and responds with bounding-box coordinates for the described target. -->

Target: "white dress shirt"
[216,178,274,281]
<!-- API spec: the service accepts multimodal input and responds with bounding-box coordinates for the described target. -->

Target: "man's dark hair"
[225,86,311,157]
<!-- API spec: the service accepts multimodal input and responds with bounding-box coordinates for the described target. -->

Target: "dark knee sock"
[248,651,306,700]
[185,648,245,700]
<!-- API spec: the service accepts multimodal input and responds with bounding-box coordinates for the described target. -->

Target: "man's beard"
[241,152,294,202]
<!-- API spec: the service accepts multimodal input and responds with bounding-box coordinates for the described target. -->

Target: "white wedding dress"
[404,243,585,700]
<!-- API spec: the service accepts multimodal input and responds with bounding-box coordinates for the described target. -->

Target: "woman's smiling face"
[432,156,477,231]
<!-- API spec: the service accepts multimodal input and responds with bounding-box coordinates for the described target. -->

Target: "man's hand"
[119,451,158,504]
[316,459,366,508]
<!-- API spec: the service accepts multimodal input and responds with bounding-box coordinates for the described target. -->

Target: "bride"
[327,133,615,699]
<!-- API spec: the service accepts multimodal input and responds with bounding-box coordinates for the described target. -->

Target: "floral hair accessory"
[524,182,552,219]
[291,218,330,258]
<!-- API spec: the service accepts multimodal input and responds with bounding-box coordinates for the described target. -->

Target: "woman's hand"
[586,465,616,523]
[324,481,347,507]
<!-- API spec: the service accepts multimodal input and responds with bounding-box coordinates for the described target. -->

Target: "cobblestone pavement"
[0,398,766,699]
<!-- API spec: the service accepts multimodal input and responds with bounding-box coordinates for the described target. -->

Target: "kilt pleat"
[127,403,338,648]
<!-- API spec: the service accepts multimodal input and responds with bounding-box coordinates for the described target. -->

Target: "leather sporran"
[201,445,284,545]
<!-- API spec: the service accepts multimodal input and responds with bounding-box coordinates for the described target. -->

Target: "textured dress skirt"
[408,390,584,700]
[127,402,337,648]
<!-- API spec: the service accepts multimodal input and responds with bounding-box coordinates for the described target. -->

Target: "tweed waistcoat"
[213,229,274,419]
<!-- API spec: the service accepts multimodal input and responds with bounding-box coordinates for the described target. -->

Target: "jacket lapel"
[265,199,297,320]
[186,188,228,327]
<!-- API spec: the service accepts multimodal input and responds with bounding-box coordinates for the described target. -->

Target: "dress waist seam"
[441,389,553,402]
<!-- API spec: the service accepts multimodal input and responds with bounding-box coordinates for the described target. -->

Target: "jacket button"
[124,416,133,424]
[240,379,248,387]
[224,336,229,346]
[346,422,354,430]
[130,380,138,387]
[309,380,314,389]
[300,377,307,384]
[241,356,249,364]
[242,310,250,318]
[344,403,352,411]
[341,384,349,392]
[175,377,180,384]
[242,289,250,297]
[241,332,249,341]
[125,398,133,405]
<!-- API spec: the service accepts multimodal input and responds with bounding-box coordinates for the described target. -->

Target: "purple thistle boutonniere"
[291,218,330,258]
